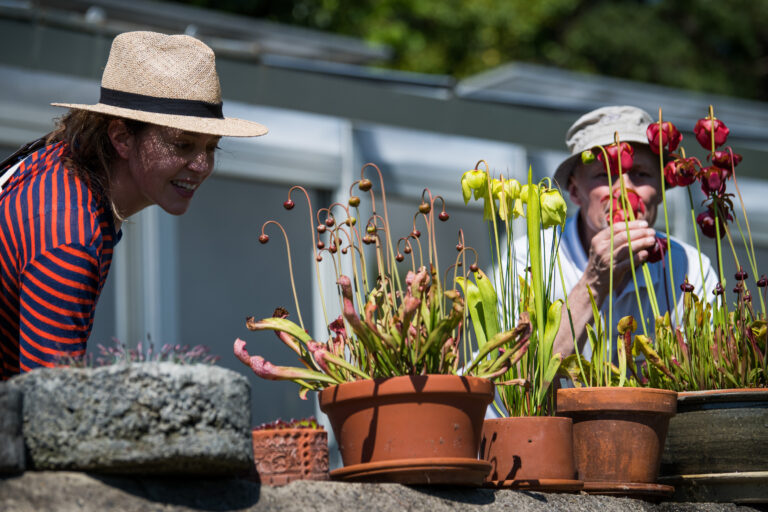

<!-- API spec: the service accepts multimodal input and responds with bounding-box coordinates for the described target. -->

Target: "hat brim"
[51,102,268,138]
[553,153,580,192]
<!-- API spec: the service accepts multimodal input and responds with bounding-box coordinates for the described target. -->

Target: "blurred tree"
[170,0,768,101]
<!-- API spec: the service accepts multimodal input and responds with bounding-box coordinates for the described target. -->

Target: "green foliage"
[170,0,768,100]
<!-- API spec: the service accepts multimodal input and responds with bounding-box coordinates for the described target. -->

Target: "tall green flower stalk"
[460,162,566,416]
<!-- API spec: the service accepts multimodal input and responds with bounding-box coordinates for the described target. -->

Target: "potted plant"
[459,163,581,492]
[638,107,768,503]
[249,417,329,486]
[554,132,680,499]
[234,164,530,485]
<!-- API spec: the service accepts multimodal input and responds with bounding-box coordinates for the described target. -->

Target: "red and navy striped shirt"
[0,142,120,379]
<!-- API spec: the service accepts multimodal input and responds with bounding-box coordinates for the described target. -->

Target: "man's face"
[567,144,663,238]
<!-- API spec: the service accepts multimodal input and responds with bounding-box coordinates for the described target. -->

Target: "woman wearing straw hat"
[0,31,267,379]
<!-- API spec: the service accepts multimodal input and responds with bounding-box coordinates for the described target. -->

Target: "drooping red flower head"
[604,188,646,224]
[710,149,742,170]
[694,117,729,150]
[696,205,732,239]
[663,157,700,188]
[595,142,634,176]
[647,235,669,264]
[646,121,682,154]
[700,166,729,196]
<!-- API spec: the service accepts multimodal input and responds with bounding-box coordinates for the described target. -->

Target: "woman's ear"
[107,119,135,160]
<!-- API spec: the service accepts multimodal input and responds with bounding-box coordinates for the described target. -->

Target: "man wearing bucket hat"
[547,106,717,361]
[0,31,267,379]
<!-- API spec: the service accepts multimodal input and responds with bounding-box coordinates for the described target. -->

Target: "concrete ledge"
[0,472,764,512]
[9,363,252,475]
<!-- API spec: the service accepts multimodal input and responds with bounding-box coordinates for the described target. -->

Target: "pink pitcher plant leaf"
[233,338,339,385]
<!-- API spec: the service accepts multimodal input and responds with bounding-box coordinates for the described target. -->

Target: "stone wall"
[1,473,765,512]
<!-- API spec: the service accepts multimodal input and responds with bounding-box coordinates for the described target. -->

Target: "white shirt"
[512,212,719,361]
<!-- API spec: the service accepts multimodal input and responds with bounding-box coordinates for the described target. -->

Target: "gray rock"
[10,363,252,475]
[0,472,764,512]
[0,383,24,474]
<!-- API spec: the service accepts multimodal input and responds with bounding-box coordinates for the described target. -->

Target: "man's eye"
[174,141,192,150]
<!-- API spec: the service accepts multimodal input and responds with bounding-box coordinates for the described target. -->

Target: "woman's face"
[567,143,663,239]
[126,125,220,216]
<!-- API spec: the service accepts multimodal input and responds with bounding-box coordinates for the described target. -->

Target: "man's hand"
[583,220,657,299]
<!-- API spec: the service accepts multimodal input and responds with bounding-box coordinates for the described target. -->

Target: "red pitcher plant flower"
[696,204,732,239]
[663,156,700,188]
[694,116,730,150]
[710,149,742,171]
[647,236,669,264]
[595,141,634,176]
[604,188,646,224]
[646,120,682,154]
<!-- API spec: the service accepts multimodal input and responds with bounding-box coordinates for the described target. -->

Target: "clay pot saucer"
[330,457,491,485]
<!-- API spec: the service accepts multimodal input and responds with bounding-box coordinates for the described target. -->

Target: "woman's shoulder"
[2,143,113,248]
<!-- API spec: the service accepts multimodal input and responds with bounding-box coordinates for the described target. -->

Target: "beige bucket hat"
[52,31,268,138]
[553,106,653,189]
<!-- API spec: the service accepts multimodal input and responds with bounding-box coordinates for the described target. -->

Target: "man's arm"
[553,220,658,358]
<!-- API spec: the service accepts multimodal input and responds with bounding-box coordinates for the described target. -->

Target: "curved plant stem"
[261,220,304,329]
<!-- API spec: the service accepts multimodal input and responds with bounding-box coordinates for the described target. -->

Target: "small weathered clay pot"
[480,416,582,491]
[557,387,677,484]
[251,428,329,486]
[319,374,493,485]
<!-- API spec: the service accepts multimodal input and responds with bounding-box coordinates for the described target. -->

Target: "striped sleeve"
[18,243,101,371]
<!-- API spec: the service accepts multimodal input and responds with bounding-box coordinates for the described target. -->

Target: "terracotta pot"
[250,428,329,486]
[480,416,582,491]
[318,374,493,485]
[659,388,768,503]
[556,387,677,484]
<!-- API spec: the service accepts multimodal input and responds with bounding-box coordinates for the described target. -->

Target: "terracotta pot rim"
[251,428,327,435]
[677,387,768,404]
[556,386,677,415]
[483,416,572,426]
[318,374,493,410]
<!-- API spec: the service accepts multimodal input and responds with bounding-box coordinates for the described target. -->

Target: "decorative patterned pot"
[557,386,677,498]
[319,374,493,485]
[251,428,329,486]
[480,416,582,492]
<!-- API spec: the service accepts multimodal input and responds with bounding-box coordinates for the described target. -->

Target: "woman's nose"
[188,151,213,174]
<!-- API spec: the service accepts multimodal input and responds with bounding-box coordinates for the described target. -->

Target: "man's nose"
[612,173,634,190]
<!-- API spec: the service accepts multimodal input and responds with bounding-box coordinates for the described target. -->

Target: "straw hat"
[553,106,652,189]
[52,31,268,137]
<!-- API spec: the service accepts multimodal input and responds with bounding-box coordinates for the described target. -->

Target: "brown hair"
[46,110,146,218]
